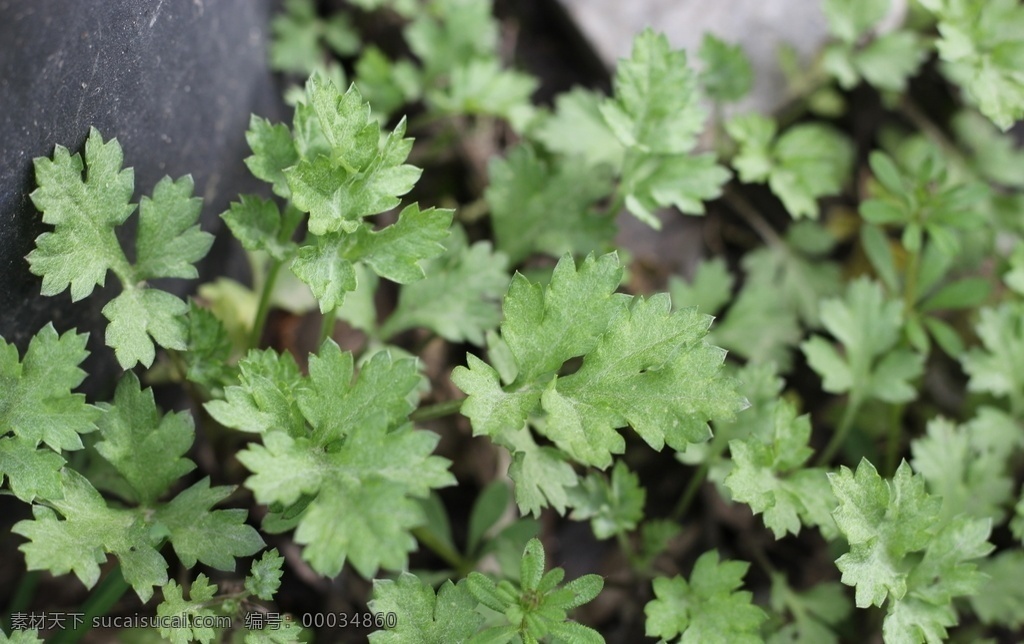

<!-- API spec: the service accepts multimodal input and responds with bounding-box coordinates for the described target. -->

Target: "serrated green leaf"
[645,551,766,643]
[222,196,297,261]
[183,301,236,393]
[157,574,218,644]
[28,128,135,301]
[155,478,264,570]
[0,436,65,503]
[533,88,624,168]
[0,324,98,453]
[768,575,850,644]
[823,0,890,43]
[94,373,195,506]
[134,176,212,280]
[270,0,359,75]
[286,77,421,235]
[369,575,485,644]
[485,144,615,264]
[961,302,1024,404]
[246,548,285,601]
[204,348,308,436]
[381,227,508,344]
[245,116,299,198]
[236,342,454,577]
[801,278,923,403]
[668,258,734,317]
[103,288,189,369]
[725,401,836,539]
[13,469,168,602]
[698,34,753,103]
[851,31,929,93]
[568,461,645,539]
[970,551,1024,628]
[428,59,537,121]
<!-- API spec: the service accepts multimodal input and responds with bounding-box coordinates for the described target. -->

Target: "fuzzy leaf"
[369,575,484,643]
[157,574,219,644]
[246,548,286,601]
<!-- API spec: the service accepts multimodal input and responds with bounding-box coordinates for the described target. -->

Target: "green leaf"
[270,0,360,75]
[0,629,43,644]
[94,373,196,506]
[354,46,422,119]
[466,538,603,643]
[910,414,1017,522]
[505,428,580,516]
[823,0,890,43]
[13,469,168,602]
[204,348,308,436]
[851,31,929,93]
[801,278,924,403]
[698,34,754,103]
[28,129,213,369]
[156,574,219,644]
[404,0,497,80]
[568,461,646,540]
[246,548,286,601]
[0,323,98,453]
[926,0,1024,130]
[245,115,299,198]
[768,575,851,644]
[602,30,729,226]
[728,116,853,219]
[236,343,454,577]
[468,481,510,556]
[183,301,237,393]
[381,227,508,345]
[668,258,734,317]
[427,59,538,121]
[485,144,615,264]
[645,550,767,643]
[291,204,452,313]
[533,88,624,168]
[222,196,298,261]
[713,278,802,369]
[969,551,1024,629]
[725,401,836,539]
[154,478,264,570]
[369,574,484,643]
[134,176,212,281]
[286,77,421,235]
[28,127,135,301]
[0,436,65,503]
[961,302,1024,404]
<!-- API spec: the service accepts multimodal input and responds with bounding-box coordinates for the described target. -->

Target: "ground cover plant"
[4,0,1024,641]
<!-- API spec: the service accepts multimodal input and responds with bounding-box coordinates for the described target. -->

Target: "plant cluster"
[4,0,1024,641]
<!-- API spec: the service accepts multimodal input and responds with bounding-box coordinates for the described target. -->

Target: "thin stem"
[671,436,730,521]
[3,571,39,633]
[410,399,464,423]
[815,395,863,467]
[318,307,337,346]
[248,258,283,350]
[412,527,472,577]
[721,186,785,249]
[885,403,905,476]
[49,566,129,644]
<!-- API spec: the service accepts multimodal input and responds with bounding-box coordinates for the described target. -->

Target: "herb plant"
[4,0,1024,642]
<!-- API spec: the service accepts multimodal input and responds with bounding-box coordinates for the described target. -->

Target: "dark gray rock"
[0,0,283,389]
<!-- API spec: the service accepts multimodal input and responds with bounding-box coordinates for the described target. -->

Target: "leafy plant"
[5,0,1024,641]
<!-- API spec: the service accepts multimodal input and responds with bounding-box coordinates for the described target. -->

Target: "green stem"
[410,399,464,423]
[671,436,730,521]
[3,571,39,633]
[318,307,338,346]
[49,566,129,644]
[412,527,473,577]
[249,258,283,350]
[885,403,905,476]
[815,395,863,467]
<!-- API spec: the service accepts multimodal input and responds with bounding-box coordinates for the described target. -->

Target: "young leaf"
[568,461,646,540]
[156,574,219,644]
[285,77,421,235]
[727,115,854,219]
[270,0,360,75]
[466,538,604,643]
[725,401,837,539]
[533,88,624,169]
[246,548,286,601]
[380,226,508,345]
[205,348,309,436]
[645,550,767,643]
[801,278,924,404]
[601,30,729,226]
[668,257,734,317]
[485,144,615,264]
[369,574,484,643]
[235,343,455,577]
[698,34,754,104]
[28,129,214,369]
[93,373,196,506]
